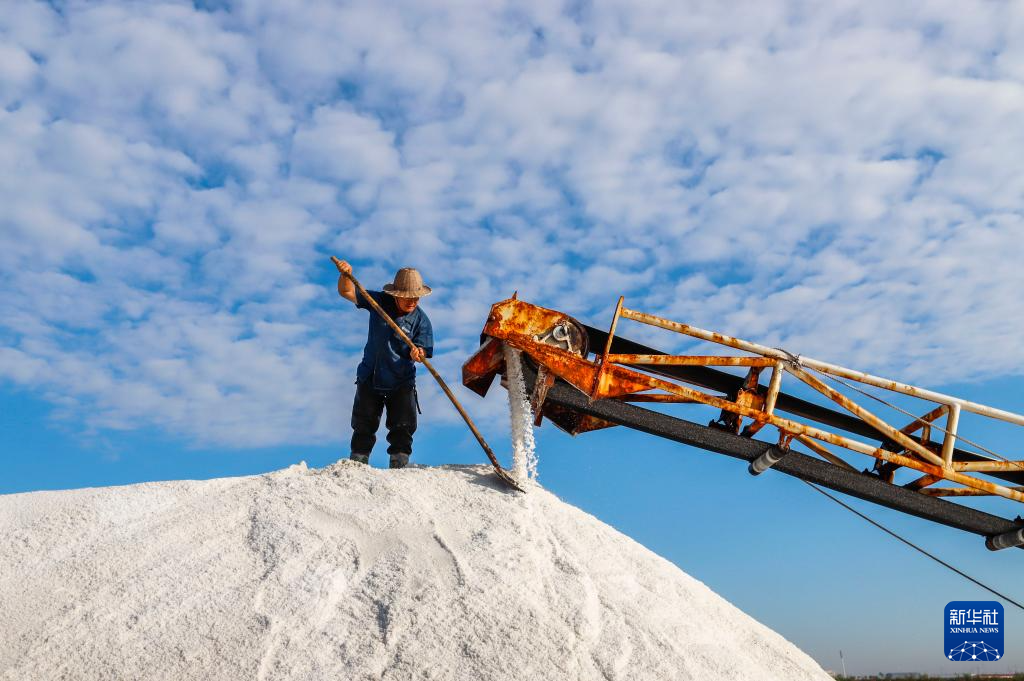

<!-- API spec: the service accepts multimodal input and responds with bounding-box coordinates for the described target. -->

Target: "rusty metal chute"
[462,296,1024,551]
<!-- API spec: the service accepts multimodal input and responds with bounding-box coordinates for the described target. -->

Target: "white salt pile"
[503,345,538,483]
[0,462,830,681]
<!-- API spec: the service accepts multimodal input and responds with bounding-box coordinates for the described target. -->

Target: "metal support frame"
[513,357,1024,549]
[462,296,1024,517]
[605,301,1024,503]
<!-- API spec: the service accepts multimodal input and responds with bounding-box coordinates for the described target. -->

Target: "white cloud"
[291,106,400,188]
[1,0,1022,448]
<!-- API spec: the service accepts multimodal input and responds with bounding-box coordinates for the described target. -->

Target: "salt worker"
[335,260,434,469]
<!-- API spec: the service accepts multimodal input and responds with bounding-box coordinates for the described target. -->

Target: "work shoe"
[350,453,369,465]
[389,453,410,469]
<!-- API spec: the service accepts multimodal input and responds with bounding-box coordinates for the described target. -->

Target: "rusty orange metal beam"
[906,474,942,491]
[612,394,699,403]
[605,354,775,367]
[920,487,1024,497]
[594,296,625,400]
[794,435,858,471]
[900,405,948,435]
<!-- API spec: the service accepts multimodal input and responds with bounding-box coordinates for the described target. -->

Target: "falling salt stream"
[503,345,538,484]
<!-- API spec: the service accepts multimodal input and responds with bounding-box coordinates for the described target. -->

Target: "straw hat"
[383,267,432,298]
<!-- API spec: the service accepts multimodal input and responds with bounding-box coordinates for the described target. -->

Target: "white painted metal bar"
[951,461,1024,472]
[764,360,784,416]
[941,403,961,469]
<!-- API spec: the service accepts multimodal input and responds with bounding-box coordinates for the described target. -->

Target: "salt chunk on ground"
[0,463,831,681]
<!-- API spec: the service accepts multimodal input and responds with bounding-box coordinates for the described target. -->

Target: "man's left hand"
[410,346,426,363]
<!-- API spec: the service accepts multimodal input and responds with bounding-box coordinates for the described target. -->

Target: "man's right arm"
[335,259,358,305]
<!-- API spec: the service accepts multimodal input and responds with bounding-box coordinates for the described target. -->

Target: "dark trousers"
[350,381,418,457]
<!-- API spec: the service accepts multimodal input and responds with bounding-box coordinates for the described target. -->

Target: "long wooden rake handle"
[331,256,523,492]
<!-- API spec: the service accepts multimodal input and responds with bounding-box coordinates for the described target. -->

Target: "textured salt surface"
[503,345,538,483]
[0,463,831,681]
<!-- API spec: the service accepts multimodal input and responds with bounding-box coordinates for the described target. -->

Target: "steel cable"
[803,480,1024,611]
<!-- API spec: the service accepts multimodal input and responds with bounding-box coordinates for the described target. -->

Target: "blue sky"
[3,0,1024,674]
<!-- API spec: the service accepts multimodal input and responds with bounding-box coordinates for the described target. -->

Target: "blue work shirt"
[355,289,434,390]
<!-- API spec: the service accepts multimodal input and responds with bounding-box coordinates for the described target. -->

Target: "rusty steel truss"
[462,295,1024,551]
